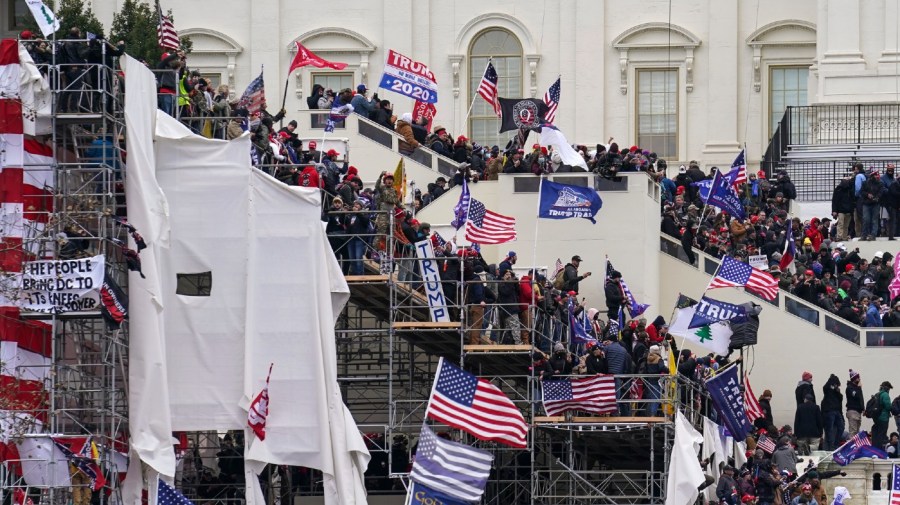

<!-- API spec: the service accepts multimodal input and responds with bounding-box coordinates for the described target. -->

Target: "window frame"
[634,68,679,160]
[311,72,354,96]
[768,65,810,140]
[467,28,523,147]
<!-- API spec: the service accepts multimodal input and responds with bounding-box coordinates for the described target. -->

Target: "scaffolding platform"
[534,416,669,425]
[463,344,533,376]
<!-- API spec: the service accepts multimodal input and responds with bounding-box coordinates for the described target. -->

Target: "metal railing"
[660,233,900,347]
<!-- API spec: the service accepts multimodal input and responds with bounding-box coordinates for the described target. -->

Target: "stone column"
[702,0,741,157]
[249,0,281,106]
[818,0,866,70]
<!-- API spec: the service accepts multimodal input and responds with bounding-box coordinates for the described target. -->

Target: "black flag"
[498,97,548,133]
[100,274,128,329]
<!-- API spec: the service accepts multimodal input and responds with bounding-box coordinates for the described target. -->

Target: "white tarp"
[123,54,369,505]
[665,412,705,505]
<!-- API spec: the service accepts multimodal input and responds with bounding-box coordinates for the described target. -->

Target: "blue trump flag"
[538,180,603,224]
[704,168,746,219]
[569,301,598,345]
[688,295,748,329]
[704,365,751,442]
[833,432,888,466]
[406,482,469,505]
[691,171,738,200]
[451,178,471,230]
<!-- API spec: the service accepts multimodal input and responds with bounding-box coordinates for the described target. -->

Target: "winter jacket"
[759,398,775,426]
[772,443,799,474]
[563,263,587,294]
[846,381,864,413]
[604,280,625,313]
[794,401,824,438]
[877,389,892,423]
[795,380,816,405]
[821,375,844,413]
[602,341,632,375]
[715,474,739,504]
[394,120,420,148]
[497,279,521,318]
[585,353,608,374]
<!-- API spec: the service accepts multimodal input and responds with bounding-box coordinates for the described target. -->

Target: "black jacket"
[604,280,625,312]
[832,178,856,214]
[821,375,844,413]
[563,263,587,294]
[795,380,815,405]
[846,381,864,413]
[794,401,824,438]
[585,353,608,374]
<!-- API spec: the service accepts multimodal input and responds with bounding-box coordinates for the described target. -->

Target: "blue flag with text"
[705,365,751,442]
[538,180,603,224]
[688,295,748,329]
[704,168,745,219]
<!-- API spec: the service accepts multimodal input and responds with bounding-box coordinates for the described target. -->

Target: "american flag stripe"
[543,77,560,124]
[239,70,267,116]
[730,149,747,186]
[542,375,617,416]
[890,463,900,505]
[743,373,765,423]
[465,199,516,245]
[477,61,501,117]
[756,434,776,454]
[707,255,779,300]
[156,2,179,50]
[425,358,527,448]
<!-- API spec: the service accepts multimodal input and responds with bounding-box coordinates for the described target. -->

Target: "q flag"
[380,49,438,103]
[704,365,752,442]
[538,180,603,224]
[705,168,746,220]
[498,98,548,133]
[688,295,748,329]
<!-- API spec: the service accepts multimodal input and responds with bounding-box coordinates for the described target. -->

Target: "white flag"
[539,124,588,170]
[665,412,705,505]
[668,304,733,356]
[25,0,60,37]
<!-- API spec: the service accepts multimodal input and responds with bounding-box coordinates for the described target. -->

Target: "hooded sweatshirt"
[821,374,843,413]
[795,380,816,406]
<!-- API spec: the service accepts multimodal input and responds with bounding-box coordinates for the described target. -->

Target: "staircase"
[762,104,900,201]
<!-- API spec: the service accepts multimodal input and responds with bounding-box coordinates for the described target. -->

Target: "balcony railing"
[660,233,900,347]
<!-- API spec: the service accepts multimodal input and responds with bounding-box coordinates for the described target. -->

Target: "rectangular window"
[769,66,809,141]
[636,69,677,159]
[312,73,353,96]
[176,272,213,296]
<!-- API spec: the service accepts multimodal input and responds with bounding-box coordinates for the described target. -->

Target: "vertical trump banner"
[414,239,449,322]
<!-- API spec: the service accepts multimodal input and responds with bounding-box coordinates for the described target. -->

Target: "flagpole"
[530,176,544,349]
[279,75,290,127]
[462,59,493,131]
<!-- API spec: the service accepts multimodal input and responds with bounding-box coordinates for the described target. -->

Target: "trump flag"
[538,180,603,223]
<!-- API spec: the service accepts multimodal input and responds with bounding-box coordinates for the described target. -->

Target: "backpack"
[891,395,900,416]
[553,268,566,290]
[865,393,883,418]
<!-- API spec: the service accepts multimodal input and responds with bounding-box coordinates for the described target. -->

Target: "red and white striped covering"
[0,39,53,478]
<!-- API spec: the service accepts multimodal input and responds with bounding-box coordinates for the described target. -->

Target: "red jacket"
[298,166,322,188]
[519,275,534,311]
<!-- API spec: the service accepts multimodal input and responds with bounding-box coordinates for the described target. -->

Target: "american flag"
[543,77,561,124]
[756,434,776,454]
[465,198,516,245]
[158,478,195,505]
[890,464,900,505]
[425,357,528,448]
[542,374,617,416]
[707,255,778,301]
[431,231,447,250]
[247,363,272,440]
[744,373,765,423]
[477,61,501,118]
[730,149,747,186]
[629,378,644,401]
[779,225,796,272]
[451,178,470,230]
[552,258,564,278]
[238,68,266,116]
[156,1,180,51]
[410,425,493,502]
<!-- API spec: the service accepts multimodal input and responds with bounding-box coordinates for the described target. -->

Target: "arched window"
[469,29,522,148]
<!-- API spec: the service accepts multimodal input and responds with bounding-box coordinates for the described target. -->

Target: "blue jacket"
[350,94,377,117]
[602,340,632,375]
[866,303,883,327]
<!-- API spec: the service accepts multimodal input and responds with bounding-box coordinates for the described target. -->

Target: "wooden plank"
[464,345,533,352]
[571,416,668,424]
[345,275,390,283]
[533,416,565,423]
[393,321,461,329]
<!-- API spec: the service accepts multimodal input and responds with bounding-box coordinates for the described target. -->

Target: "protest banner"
[20,255,105,313]
[412,100,437,131]
[414,239,449,322]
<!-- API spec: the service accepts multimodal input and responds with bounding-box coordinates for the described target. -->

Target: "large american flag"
[707,255,778,301]
[410,425,493,502]
[465,198,516,245]
[477,61,501,118]
[156,1,180,50]
[542,374,617,416]
[425,358,528,448]
[238,68,266,116]
[890,464,900,505]
[543,77,561,124]
[743,373,765,424]
[158,478,195,505]
[730,149,747,186]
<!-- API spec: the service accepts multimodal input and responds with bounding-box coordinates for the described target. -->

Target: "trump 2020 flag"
[704,365,751,442]
[247,363,273,440]
[538,180,602,223]
[692,170,739,201]
[450,178,470,230]
[705,168,746,220]
[409,425,493,503]
[688,295,748,329]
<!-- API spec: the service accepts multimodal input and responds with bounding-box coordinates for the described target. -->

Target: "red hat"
[802,371,813,381]
[409,219,420,226]
[676,186,685,195]
[720,227,728,233]
[457,135,468,143]
[741,495,756,504]
[278,131,290,139]
[750,215,759,224]
[347,165,358,176]
[533,143,541,150]
[308,141,317,149]
[20,30,33,40]
[845,264,855,272]
[161,52,171,61]
[541,147,548,156]
[757,170,766,178]
[326,149,339,157]
[805,269,814,276]
[567,290,577,296]
[629,145,639,152]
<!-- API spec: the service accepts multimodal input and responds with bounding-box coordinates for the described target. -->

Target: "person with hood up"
[845,369,864,436]
[796,372,816,406]
[821,374,845,450]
